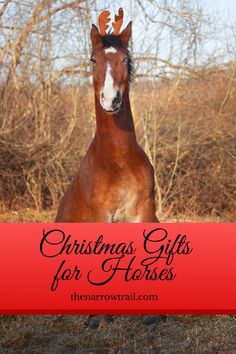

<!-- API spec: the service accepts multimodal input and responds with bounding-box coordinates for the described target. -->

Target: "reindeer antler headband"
[98,8,124,36]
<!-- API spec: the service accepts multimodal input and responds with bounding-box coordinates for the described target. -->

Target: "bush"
[0,66,235,220]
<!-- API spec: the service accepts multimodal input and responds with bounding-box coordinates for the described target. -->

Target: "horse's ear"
[90,24,102,48]
[120,21,132,48]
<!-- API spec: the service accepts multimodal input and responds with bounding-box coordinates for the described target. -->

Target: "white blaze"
[101,63,117,111]
[104,47,117,54]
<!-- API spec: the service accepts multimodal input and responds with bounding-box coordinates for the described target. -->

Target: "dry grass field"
[0,314,235,354]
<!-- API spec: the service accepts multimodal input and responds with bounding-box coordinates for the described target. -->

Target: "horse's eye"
[90,58,96,64]
[123,57,129,64]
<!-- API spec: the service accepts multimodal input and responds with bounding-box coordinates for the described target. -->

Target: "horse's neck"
[94,92,137,150]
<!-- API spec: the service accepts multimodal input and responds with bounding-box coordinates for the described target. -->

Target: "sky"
[202,0,236,63]
[95,0,236,53]
[98,0,236,25]
[2,0,235,81]
[205,0,236,23]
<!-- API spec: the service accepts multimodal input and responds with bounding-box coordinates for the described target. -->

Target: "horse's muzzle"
[100,90,122,114]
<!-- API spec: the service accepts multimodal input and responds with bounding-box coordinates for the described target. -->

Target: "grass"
[0,208,56,222]
[0,315,235,353]
[0,208,225,223]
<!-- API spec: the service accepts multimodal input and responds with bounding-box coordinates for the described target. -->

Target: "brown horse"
[56,11,158,224]
[56,9,162,328]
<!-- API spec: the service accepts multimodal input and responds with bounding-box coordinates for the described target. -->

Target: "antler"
[98,10,111,35]
[112,8,124,35]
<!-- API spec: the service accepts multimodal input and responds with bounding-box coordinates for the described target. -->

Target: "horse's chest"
[110,180,143,222]
[85,156,153,222]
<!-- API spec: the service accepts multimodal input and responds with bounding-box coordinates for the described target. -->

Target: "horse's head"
[90,9,132,114]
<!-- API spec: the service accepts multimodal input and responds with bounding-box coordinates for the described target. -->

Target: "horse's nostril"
[113,91,122,106]
[101,92,104,99]
[117,91,121,102]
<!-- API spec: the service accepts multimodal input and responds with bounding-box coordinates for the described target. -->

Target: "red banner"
[0,223,235,314]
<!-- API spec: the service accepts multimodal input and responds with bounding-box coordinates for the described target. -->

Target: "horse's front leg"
[135,196,159,223]
[88,203,113,222]
[135,198,168,326]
